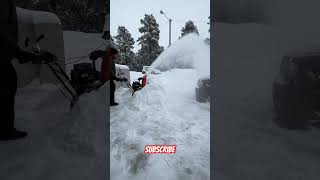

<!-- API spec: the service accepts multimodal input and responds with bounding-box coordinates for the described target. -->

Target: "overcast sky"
[110,0,210,52]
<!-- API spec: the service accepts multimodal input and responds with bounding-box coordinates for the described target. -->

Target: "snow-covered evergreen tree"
[109,36,116,48]
[114,26,135,66]
[15,0,33,8]
[136,14,163,70]
[130,55,142,72]
[30,0,106,33]
[180,20,199,37]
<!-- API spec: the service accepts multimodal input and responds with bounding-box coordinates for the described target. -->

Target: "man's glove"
[15,48,36,64]
[89,50,105,60]
[113,76,124,82]
[32,50,56,64]
[117,77,127,82]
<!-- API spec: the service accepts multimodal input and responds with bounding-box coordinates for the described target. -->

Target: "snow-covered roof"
[115,64,130,70]
[16,7,62,25]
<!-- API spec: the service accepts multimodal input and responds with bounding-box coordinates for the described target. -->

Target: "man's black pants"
[0,62,18,134]
[110,80,115,103]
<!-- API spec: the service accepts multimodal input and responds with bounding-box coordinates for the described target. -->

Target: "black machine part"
[70,63,101,95]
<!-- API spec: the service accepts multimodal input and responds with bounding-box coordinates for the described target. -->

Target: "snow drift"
[110,32,210,180]
[0,79,109,180]
[0,30,109,180]
[51,82,108,156]
[110,69,210,180]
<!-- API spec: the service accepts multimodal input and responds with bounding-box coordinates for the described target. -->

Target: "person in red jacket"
[90,47,125,106]
[108,47,125,106]
[101,48,111,82]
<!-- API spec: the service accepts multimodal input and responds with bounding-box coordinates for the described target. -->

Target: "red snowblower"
[120,73,147,95]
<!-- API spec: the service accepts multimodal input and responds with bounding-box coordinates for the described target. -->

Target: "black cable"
[54,42,107,65]
[64,56,90,65]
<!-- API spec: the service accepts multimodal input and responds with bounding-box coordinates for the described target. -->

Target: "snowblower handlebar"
[36,34,45,43]
[31,34,79,108]
[117,72,127,82]
[29,34,57,64]
[89,50,105,61]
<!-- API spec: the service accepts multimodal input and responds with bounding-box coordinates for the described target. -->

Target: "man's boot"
[110,102,119,106]
[0,129,28,141]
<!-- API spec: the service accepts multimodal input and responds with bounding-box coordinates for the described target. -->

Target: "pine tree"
[109,35,116,48]
[15,0,33,8]
[136,14,163,70]
[114,26,136,67]
[180,20,199,37]
[30,0,107,33]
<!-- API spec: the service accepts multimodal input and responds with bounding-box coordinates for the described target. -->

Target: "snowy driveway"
[110,69,210,180]
[0,80,108,180]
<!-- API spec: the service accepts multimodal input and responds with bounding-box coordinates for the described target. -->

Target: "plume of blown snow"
[150,33,210,79]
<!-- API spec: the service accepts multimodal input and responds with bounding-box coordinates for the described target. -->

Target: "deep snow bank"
[50,82,108,156]
[111,70,210,180]
[151,33,210,79]
[0,79,108,180]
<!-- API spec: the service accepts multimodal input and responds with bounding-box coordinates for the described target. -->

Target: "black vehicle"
[195,77,210,102]
[272,52,320,129]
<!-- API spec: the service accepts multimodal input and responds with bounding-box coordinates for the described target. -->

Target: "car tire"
[272,84,308,129]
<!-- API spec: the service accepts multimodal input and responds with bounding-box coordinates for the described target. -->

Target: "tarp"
[15,7,65,88]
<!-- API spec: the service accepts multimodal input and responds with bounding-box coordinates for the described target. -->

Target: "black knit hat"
[109,47,118,55]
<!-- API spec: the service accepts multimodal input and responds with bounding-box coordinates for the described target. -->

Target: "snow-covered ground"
[111,70,210,180]
[213,23,320,180]
[0,31,108,180]
[0,80,108,180]
[110,34,210,180]
[0,29,210,180]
